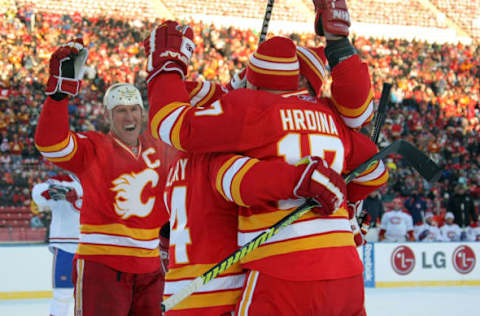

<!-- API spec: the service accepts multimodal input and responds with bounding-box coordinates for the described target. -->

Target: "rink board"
[1,243,480,299]
[360,242,480,288]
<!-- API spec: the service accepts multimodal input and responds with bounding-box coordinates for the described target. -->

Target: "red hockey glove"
[312,0,351,39]
[65,189,78,205]
[46,38,88,98]
[294,156,346,216]
[144,21,195,83]
[225,68,246,91]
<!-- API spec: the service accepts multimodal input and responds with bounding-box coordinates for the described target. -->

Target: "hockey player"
[440,212,462,241]
[414,212,442,242]
[144,18,387,315]
[379,198,415,242]
[466,219,480,241]
[35,39,171,316]
[163,152,345,315]
[32,172,82,316]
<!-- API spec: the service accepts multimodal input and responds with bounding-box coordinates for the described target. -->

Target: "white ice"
[1,286,479,316]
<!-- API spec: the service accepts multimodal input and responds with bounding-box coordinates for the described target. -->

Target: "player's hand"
[45,38,89,99]
[312,0,351,39]
[65,189,78,204]
[48,185,70,201]
[143,21,195,83]
[294,156,346,216]
[226,68,246,91]
[159,235,169,275]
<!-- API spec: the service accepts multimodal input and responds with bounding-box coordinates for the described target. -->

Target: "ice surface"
[1,286,479,316]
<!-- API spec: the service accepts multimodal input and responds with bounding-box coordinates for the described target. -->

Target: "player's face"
[109,104,143,146]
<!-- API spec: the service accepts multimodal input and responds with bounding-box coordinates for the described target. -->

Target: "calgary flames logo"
[111,168,159,219]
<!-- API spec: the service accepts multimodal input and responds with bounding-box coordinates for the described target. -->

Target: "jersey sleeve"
[31,182,50,210]
[149,73,273,153]
[185,80,227,107]
[330,55,374,129]
[345,131,389,202]
[34,97,96,174]
[208,154,303,208]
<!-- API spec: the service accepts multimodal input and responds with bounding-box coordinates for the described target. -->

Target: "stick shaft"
[259,0,275,44]
[371,82,392,144]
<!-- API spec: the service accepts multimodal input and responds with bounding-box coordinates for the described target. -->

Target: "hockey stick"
[259,0,275,44]
[370,82,392,144]
[161,140,441,312]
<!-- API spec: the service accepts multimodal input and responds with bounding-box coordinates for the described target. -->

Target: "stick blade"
[397,140,442,182]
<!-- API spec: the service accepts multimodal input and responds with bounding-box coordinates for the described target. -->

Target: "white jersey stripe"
[340,100,374,128]
[158,106,186,146]
[352,161,386,183]
[238,217,351,247]
[222,157,249,202]
[80,233,159,250]
[190,81,212,106]
[39,135,75,158]
[164,273,245,295]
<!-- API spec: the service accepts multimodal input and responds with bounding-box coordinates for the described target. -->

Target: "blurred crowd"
[0,5,478,235]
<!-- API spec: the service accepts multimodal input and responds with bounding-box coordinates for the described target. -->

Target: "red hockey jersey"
[149,73,388,280]
[163,153,306,314]
[35,97,170,273]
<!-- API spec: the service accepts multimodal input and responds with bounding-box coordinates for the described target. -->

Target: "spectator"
[404,187,428,225]
[439,212,462,241]
[363,191,384,227]
[466,219,480,242]
[414,212,442,241]
[447,184,478,228]
[379,198,415,242]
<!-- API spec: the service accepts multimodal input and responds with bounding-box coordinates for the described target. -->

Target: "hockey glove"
[226,68,246,91]
[48,185,70,201]
[45,38,88,100]
[144,21,195,83]
[312,0,351,39]
[348,201,370,247]
[294,156,346,216]
[65,189,79,205]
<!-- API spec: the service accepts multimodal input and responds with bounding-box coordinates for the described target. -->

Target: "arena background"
[0,0,479,315]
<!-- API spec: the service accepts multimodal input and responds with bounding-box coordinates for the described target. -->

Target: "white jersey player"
[379,198,415,242]
[31,172,82,316]
[466,220,480,242]
[440,212,462,242]
[414,212,442,242]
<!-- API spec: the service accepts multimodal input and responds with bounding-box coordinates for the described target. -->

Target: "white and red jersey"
[163,153,307,314]
[35,97,170,274]
[414,223,442,242]
[380,210,414,242]
[440,223,462,241]
[466,223,480,241]
[31,174,82,254]
[148,73,388,281]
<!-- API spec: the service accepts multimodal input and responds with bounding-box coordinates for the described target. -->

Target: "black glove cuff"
[50,92,68,101]
[324,37,357,68]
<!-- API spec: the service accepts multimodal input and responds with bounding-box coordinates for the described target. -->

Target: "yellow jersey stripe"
[332,88,374,117]
[216,156,240,201]
[239,207,348,231]
[241,232,355,263]
[231,158,258,207]
[77,243,160,257]
[35,133,72,152]
[150,101,188,139]
[165,289,242,310]
[80,223,159,240]
[166,262,243,280]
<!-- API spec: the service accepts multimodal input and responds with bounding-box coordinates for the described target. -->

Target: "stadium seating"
[0,1,478,244]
